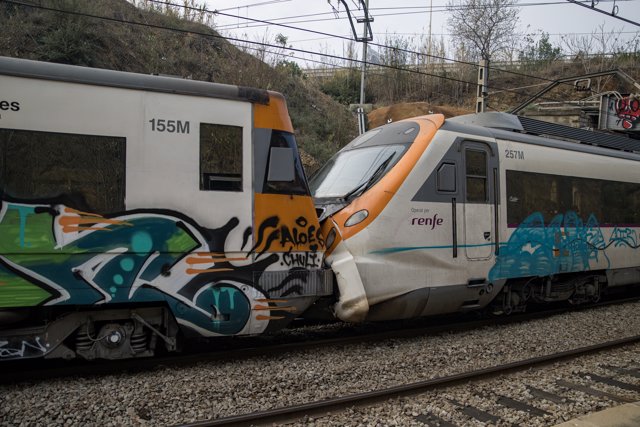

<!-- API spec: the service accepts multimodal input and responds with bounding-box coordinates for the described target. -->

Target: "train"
[0,56,330,360]
[1,56,639,361]
[309,111,640,322]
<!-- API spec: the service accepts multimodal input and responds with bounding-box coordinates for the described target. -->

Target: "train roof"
[0,56,270,105]
[446,112,640,160]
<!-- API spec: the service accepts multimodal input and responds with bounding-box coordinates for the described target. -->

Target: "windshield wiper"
[342,153,395,202]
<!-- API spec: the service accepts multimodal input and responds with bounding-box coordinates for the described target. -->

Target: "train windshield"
[310,144,408,199]
[310,121,419,200]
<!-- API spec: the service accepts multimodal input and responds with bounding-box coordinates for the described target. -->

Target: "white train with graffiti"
[310,112,640,322]
[0,56,330,360]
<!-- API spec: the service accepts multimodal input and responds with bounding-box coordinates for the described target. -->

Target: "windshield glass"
[310,144,408,199]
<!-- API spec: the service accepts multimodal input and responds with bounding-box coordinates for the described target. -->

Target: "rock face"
[368,102,471,129]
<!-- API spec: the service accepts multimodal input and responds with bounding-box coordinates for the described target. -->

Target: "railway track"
[4,296,640,426]
[2,294,640,384]
[180,335,640,427]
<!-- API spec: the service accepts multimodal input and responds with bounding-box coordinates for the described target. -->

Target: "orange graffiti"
[64,207,103,218]
[185,268,234,275]
[186,255,247,265]
[255,315,285,321]
[59,215,132,233]
[253,305,297,313]
[61,227,114,233]
[255,298,289,303]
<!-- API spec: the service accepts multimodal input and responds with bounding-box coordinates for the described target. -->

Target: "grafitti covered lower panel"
[490,211,640,282]
[0,198,329,342]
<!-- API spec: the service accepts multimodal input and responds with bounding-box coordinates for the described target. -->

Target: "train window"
[200,123,243,192]
[506,170,639,226]
[0,128,125,214]
[264,130,309,195]
[436,162,457,192]
[465,149,487,202]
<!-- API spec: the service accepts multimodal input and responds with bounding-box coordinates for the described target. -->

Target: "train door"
[462,141,497,260]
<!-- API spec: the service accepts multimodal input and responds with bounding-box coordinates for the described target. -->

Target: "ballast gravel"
[2,301,640,427]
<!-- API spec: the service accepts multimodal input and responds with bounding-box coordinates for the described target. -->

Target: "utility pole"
[476,59,488,113]
[358,0,369,135]
[427,0,433,65]
[339,0,373,134]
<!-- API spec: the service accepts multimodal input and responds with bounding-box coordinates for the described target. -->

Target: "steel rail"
[179,334,640,427]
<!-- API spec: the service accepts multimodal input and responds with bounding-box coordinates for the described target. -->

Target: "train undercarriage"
[0,306,179,360]
[493,272,606,315]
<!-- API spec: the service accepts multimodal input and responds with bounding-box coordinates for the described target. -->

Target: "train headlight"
[344,209,369,227]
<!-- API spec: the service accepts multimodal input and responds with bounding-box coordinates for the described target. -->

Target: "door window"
[465,149,488,203]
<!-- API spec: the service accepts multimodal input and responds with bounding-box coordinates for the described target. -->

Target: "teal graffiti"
[610,227,638,248]
[131,231,153,255]
[489,211,611,282]
[120,258,135,272]
[13,205,35,249]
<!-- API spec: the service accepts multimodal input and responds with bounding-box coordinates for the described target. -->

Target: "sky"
[200,0,640,67]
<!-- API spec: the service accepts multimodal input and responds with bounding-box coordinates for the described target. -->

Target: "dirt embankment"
[368,102,471,129]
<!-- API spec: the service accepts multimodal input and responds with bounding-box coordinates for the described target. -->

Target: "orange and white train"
[310,112,640,322]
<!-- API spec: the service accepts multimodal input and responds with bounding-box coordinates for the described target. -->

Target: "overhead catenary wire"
[213,0,635,30]
[148,0,572,86]
[565,0,640,28]
[153,0,640,102]
[0,0,611,105]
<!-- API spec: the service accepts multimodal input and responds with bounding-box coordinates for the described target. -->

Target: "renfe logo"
[411,213,444,230]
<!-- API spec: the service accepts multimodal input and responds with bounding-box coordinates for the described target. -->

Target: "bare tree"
[446,0,520,61]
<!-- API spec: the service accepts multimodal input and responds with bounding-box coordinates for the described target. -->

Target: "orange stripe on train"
[332,114,445,241]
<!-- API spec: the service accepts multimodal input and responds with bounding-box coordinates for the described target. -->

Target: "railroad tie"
[413,412,458,427]
[600,365,640,379]
[496,395,551,417]
[447,399,503,425]
[581,373,640,393]
[556,379,632,403]
[526,386,574,404]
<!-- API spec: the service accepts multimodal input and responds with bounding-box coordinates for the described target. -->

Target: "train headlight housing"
[344,209,369,227]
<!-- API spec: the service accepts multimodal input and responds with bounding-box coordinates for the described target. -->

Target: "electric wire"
[158,0,639,101]
[150,0,575,86]
[565,0,640,27]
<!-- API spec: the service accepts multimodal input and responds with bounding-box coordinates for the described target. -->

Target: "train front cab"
[311,114,505,322]
[311,111,640,324]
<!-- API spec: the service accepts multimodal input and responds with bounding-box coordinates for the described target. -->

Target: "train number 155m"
[149,118,190,134]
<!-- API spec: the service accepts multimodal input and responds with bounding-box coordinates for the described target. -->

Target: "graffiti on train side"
[0,199,322,339]
[489,211,639,282]
[251,215,325,259]
[0,337,47,359]
[610,227,638,248]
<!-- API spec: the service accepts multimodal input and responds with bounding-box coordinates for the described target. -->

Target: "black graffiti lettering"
[279,226,294,248]
[255,215,326,252]
[282,251,320,268]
